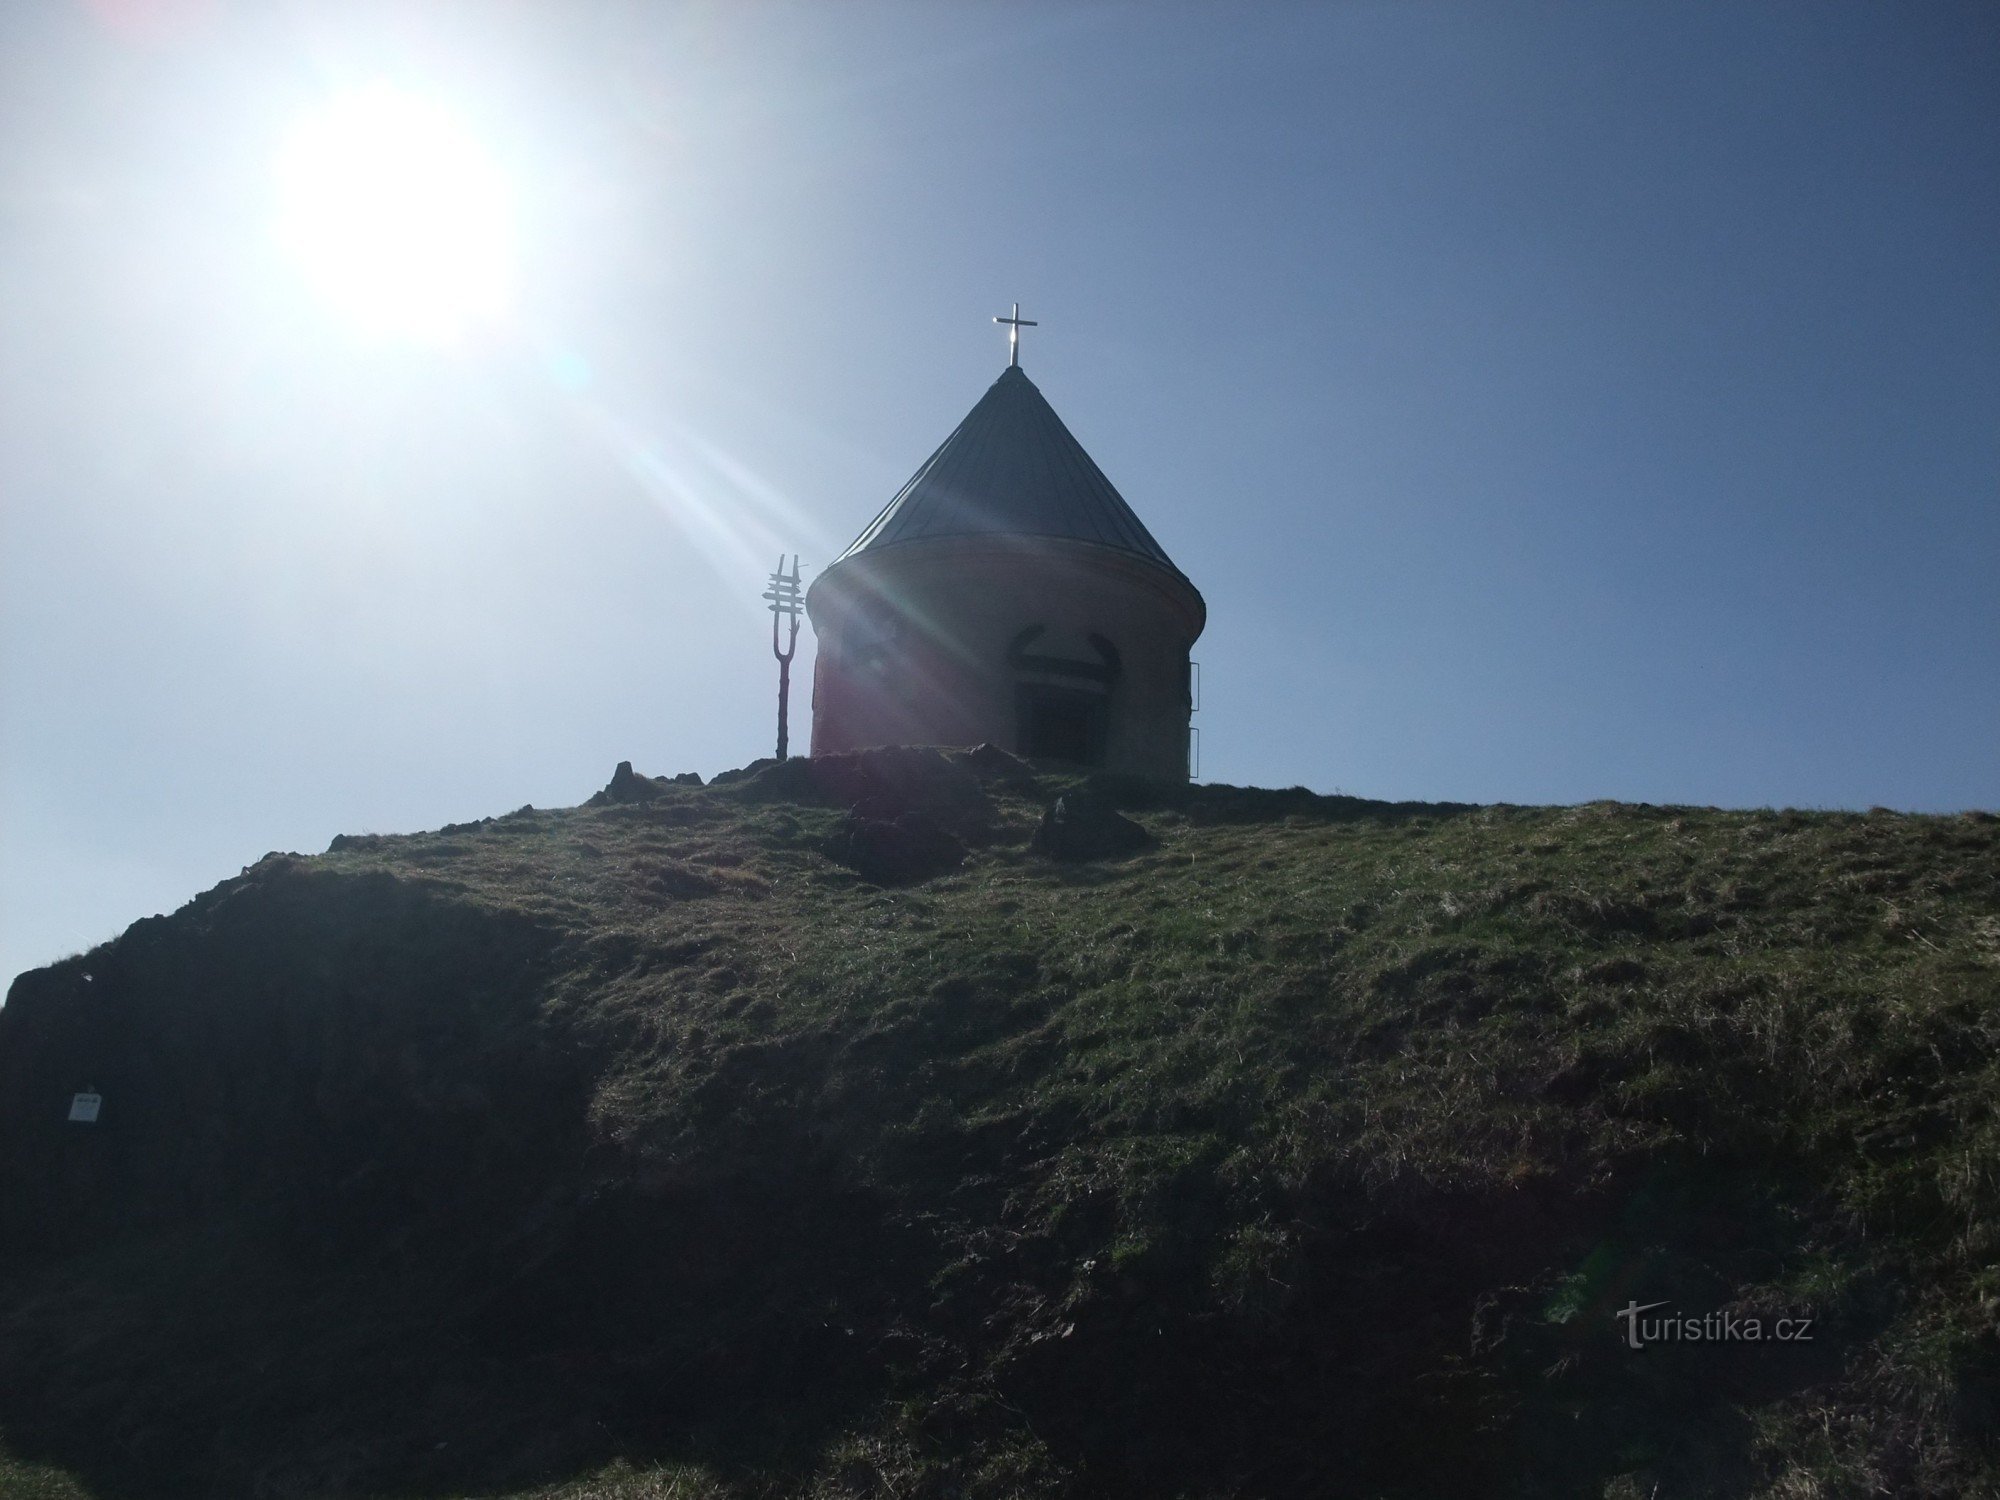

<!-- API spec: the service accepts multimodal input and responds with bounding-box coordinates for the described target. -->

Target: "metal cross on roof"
[993,302,1037,367]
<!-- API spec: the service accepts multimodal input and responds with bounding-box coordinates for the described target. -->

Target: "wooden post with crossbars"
[763,555,803,760]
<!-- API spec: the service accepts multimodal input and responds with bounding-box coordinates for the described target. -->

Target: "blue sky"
[2,1,1995,989]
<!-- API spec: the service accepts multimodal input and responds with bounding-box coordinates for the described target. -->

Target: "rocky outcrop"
[1031,790,1151,861]
[822,810,966,885]
[588,762,707,804]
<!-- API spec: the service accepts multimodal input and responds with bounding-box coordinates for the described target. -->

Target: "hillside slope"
[1,748,1996,1499]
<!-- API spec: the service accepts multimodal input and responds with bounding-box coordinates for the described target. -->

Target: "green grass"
[0,1438,95,1500]
[1,750,1995,1498]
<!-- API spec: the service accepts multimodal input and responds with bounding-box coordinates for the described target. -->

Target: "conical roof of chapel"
[833,365,1187,577]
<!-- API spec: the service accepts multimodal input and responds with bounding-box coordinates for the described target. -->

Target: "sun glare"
[274,85,517,343]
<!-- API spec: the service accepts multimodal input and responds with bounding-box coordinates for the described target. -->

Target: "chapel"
[805,329,1205,781]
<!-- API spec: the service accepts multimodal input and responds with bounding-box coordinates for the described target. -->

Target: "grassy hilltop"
[0,747,1995,1500]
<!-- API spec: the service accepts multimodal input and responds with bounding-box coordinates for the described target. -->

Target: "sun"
[273,85,517,343]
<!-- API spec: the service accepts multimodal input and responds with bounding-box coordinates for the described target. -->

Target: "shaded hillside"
[1,748,1996,1499]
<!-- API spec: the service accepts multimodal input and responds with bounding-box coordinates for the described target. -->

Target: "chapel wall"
[806,537,1201,782]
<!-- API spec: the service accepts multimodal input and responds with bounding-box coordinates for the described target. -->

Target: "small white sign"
[68,1092,101,1124]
